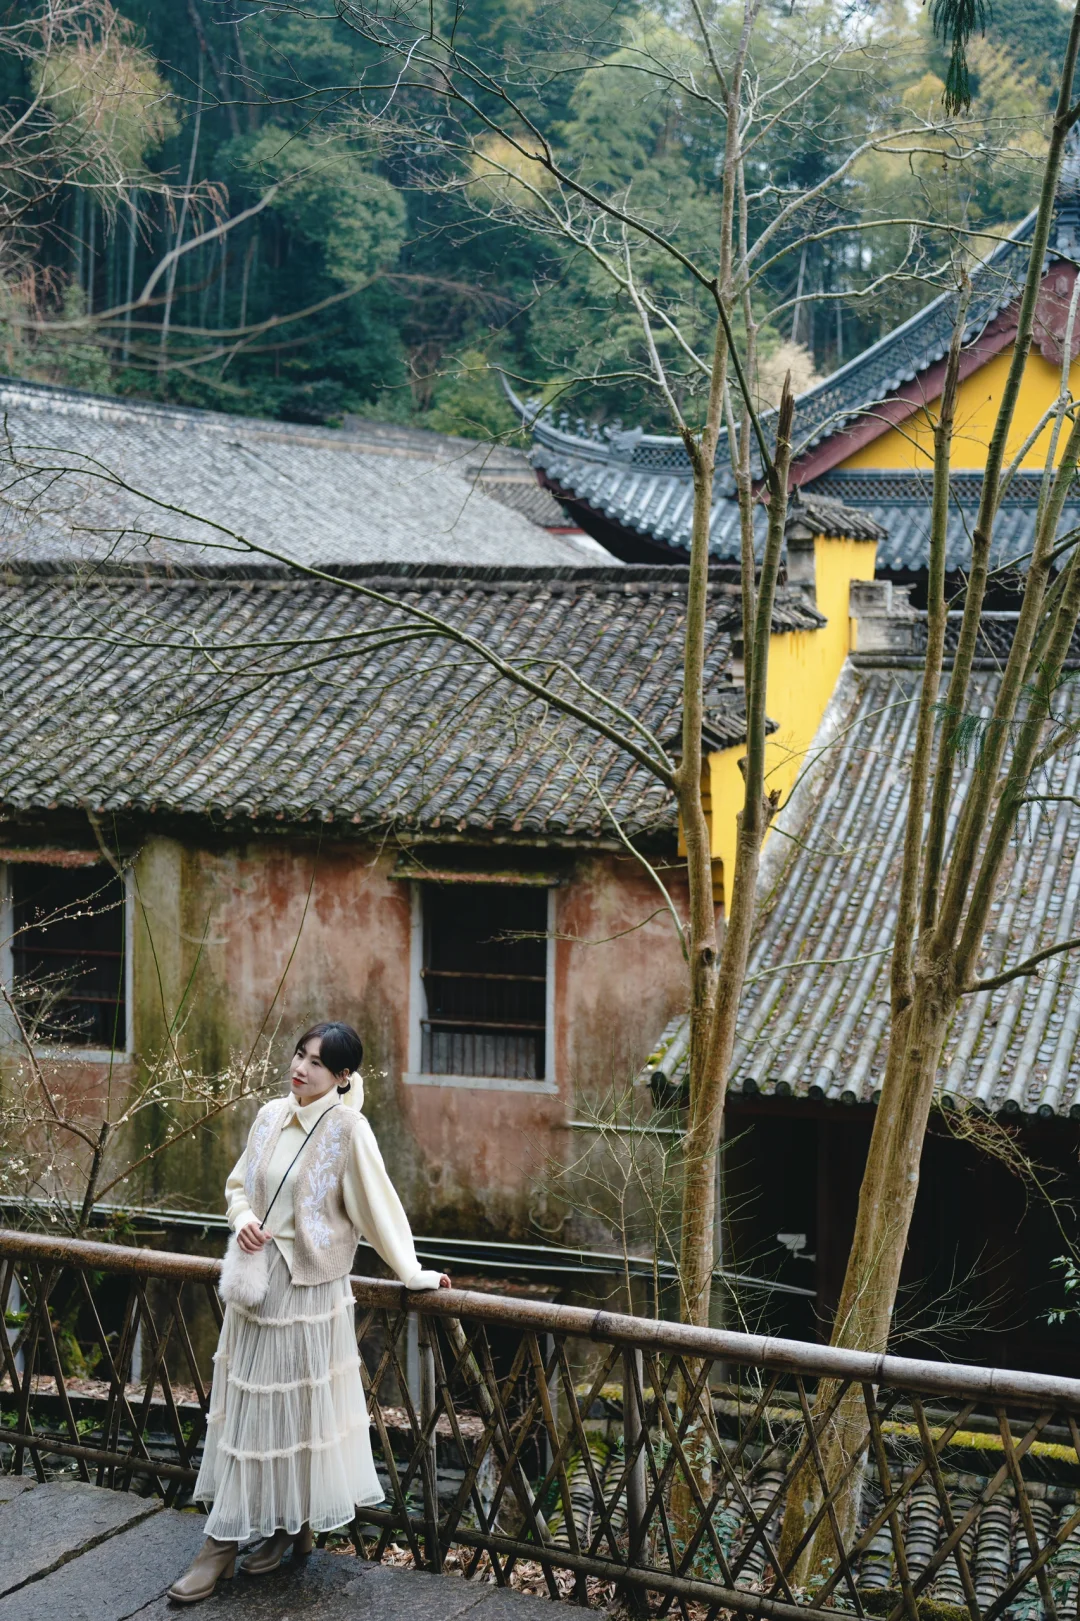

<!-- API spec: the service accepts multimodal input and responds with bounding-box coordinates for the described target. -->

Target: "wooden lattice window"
[421,884,548,1080]
[10,863,127,1049]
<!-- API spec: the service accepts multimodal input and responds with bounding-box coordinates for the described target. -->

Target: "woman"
[168,1021,449,1605]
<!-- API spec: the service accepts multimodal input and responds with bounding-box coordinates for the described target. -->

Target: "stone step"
[0,1480,575,1620]
[0,1501,204,1621]
[126,1552,569,1619]
[0,1480,158,1599]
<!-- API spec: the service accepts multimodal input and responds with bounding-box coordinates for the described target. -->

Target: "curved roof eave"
[519,194,1068,481]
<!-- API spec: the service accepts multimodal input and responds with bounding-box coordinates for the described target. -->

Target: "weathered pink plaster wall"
[131,837,690,1239]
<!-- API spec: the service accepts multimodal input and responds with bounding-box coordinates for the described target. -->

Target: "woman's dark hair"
[294,1021,363,1084]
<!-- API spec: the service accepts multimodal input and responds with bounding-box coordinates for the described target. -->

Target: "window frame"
[0,856,134,1061]
[405,881,557,1094]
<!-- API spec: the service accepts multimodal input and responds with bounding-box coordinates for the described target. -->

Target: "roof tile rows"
[786,490,886,543]
[533,424,1071,574]
[0,378,603,571]
[533,428,887,561]
[0,565,819,839]
[809,471,1080,575]
[646,667,1080,1117]
[475,475,573,528]
[338,412,581,530]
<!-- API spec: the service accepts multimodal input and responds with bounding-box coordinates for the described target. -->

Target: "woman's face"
[289,1037,342,1104]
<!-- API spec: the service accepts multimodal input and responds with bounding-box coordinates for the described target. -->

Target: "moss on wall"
[116,834,688,1245]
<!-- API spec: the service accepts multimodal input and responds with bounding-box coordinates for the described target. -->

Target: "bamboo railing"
[2,1227,1080,1616]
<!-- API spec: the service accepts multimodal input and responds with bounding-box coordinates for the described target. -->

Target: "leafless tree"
[235,0,1036,1333]
[778,3,1080,1568]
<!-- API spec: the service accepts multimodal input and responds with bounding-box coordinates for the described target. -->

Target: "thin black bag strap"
[259,1103,341,1231]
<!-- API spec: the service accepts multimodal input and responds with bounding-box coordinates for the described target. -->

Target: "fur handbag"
[218,1102,341,1309]
[218,1231,270,1308]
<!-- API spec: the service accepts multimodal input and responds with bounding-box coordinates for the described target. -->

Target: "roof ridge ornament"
[604,423,642,460]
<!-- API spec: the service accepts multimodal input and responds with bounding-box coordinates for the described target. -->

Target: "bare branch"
[0,982,100,1155]
[965,934,1080,994]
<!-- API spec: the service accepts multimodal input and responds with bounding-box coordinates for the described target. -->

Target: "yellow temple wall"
[839,347,1080,472]
[705,533,877,904]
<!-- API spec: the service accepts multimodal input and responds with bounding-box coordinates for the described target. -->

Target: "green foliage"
[511,12,731,423]
[221,127,406,287]
[31,28,178,184]
[0,0,1066,433]
[936,701,1013,769]
[1046,1254,1080,1322]
[930,0,993,112]
[0,283,112,393]
[975,0,1073,96]
[425,349,517,437]
[929,0,1072,111]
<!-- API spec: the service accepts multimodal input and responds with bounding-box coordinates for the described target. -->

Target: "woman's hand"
[438,1274,451,1289]
[236,1223,269,1254]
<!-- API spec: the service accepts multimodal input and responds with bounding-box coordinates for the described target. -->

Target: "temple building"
[525,170,1080,606]
[509,166,1080,1368]
[642,589,1080,1373]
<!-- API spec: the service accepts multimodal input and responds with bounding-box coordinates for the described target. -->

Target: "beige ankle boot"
[241,1523,314,1575]
[167,1537,238,1604]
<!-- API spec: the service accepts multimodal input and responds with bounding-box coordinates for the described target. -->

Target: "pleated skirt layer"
[195,1244,382,1539]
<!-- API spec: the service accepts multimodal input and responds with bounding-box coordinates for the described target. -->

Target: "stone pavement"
[0,1479,569,1621]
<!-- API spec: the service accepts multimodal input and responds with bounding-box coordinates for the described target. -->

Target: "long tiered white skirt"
[195,1244,383,1540]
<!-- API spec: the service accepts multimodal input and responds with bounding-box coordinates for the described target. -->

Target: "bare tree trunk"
[827,0,1080,1359]
[777,971,954,1575]
[778,2,1080,1573]
[776,294,966,1571]
[675,449,723,1226]
[791,243,807,342]
[187,0,243,139]
[73,188,85,296]
[86,196,96,314]
[678,385,794,1329]
[159,59,203,376]
[674,459,722,1329]
[122,191,138,363]
[239,232,256,331]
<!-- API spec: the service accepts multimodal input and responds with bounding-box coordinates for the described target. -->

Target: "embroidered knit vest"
[244,1098,361,1285]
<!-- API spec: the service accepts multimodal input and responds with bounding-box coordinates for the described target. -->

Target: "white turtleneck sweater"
[225,1085,442,1290]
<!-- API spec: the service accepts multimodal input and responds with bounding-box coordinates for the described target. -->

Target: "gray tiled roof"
[530,417,714,553]
[0,564,820,839]
[341,414,579,530]
[809,471,1080,575]
[528,180,1080,564]
[645,664,1080,1117]
[0,378,608,570]
[475,476,574,529]
[532,425,885,561]
[786,490,886,543]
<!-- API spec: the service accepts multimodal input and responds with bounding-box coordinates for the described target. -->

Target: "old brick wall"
[129,837,690,1242]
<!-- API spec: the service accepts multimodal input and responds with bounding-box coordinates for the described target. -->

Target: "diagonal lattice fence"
[3,1228,1080,1617]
